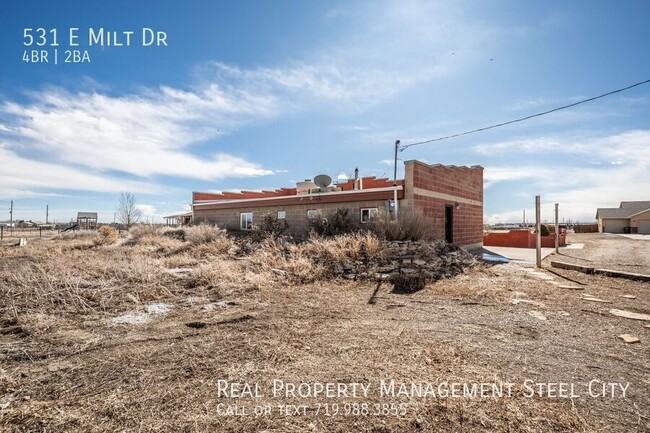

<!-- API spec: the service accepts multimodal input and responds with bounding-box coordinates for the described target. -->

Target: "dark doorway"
[444,205,453,243]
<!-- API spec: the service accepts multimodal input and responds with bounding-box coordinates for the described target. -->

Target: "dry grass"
[369,209,435,241]
[0,244,173,316]
[129,224,160,239]
[127,224,235,257]
[55,229,97,240]
[0,233,647,432]
[246,232,385,283]
[184,224,230,246]
[302,232,385,261]
[94,226,118,246]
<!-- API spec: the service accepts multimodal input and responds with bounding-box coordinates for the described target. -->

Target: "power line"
[399,78,650,151]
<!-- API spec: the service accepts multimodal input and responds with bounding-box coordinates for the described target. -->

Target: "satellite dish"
[314,174,332,189]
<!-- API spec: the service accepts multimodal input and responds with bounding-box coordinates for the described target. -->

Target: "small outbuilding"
[77,212,98,230]
[595,201,650,234]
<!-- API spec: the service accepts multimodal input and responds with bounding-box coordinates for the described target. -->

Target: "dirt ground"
[0,232,648,432]
[557,232,650,275]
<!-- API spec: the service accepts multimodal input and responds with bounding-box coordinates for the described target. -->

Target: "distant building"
[191,160,484,249]
[163,211,192,226]
[595,201,650,234]
[77,212,98,230]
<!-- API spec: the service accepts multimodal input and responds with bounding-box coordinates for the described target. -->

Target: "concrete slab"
[619,234,650,241]
[474,247,511,263]
[563,243,585,249]
[482,246,555,263]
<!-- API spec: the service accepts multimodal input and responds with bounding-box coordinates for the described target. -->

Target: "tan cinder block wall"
[402,160,484,248]
[194,199,389,237]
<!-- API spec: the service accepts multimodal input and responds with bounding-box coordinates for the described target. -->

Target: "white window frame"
[240,212,253,230]
[307,209,320,219]
[360,207,379,223]
[277,210,286,220]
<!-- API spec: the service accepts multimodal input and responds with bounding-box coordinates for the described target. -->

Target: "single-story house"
[595,201,650,234]
[192,160,484,249]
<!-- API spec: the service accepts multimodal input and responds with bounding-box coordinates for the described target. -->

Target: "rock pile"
[331,240,478,293]
[234,235,478,293]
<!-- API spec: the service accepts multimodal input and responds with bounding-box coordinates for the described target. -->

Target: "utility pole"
[393,139,400,220]
[9,200,13,234]
[535,195,541,268]
[523,209,526,227]
[555,203,559,253]
[46,204,49,224]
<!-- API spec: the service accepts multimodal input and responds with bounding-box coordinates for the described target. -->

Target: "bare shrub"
[56,230,97,240]
[183,224,235,257]
[125,225,184,254]
[302,232,384,262]
[160,227,186,241]
[249,240,327,283]
[369,209,434,241]
[254,214,289,238]
[248,232,384,282]
[188,260,271,291]
[309,208,358,237]
[94,225,118,246]
[184,223,226,245]
[129,224,160,239]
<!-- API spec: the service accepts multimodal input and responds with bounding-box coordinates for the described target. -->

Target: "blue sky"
[1,0,649,224]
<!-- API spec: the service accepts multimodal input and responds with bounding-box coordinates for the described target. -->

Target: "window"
[360,208,378,223]
[277,210,286,219]
[240,212,253,230]
[307,209,320,219]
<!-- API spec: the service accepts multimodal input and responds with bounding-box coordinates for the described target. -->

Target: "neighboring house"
[595,201,650,234]
[192,160,484,249]
[76,212,98,230]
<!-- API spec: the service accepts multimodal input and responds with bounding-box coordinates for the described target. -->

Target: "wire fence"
[0,226,61,241]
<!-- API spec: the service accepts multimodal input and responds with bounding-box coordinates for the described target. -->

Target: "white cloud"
[475,130,650,166]
[135,204,157,217]
[1,85,275,181]
[483,130,650,222]
[475,137,563,155]
[483,166,552,189]
[0,144,161,199]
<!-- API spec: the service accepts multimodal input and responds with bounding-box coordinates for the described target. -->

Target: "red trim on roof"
[193,188,297,202]
[194,189,404,211]
[192,178,403,203]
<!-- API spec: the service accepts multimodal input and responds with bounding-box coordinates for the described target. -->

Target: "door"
[445,205,453,243]
[603,219,627,233]
[639,220,650,234]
